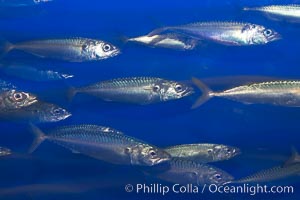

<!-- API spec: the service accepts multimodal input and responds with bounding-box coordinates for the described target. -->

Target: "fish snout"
[154,151,172,165]
[269,31,282,42]
[182,87,195,97]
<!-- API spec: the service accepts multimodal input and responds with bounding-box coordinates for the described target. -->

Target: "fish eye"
[264,29,272,36]
[175,84,183,92]
[102,44,112,52]
[125,147,131,154]
[153,85,160,92]
[53,108,63,114]
[207,149,213,154]
[13,93,23,101]
[225,148,232,153]
[214,174,222,180]
[149,150,157,157]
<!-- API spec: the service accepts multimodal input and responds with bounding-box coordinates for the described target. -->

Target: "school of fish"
[0,0,299,195]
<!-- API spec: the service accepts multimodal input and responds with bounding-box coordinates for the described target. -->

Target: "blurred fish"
[0,89,37,110]
[0,63,73,82]
[164,143,240,163]
[68,77,194,105]
[0,79,16,92]
[149,21,280,46]
[29,124,171,166]
[192,78,300,109]
[232,148,300,183]
[1,101,71,123]
[244,5,300,22]
[0,146,11,157]
[0,0,52,7]
[153,158,234,186]
[201,75,284,89]
[0,38,120,62]
[127,33,199,50]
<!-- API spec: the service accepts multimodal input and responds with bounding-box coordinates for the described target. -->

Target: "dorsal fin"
[283,146,300,167]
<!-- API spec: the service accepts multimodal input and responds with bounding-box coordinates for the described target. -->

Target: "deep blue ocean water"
[0,0,299,199]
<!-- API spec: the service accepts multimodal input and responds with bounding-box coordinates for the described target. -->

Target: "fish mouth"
[233,148,242,156]
[156,157,171,165]
[55,111,72,121]
[63,112,72,120]
[153,153,172,165]
[27,96,38,106]
[181,88,195,97]
[111,49,121,57]
[269,32,282,42]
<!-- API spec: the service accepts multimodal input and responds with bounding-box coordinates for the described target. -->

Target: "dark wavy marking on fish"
[244,5,300,23]
[0,38,120,62]
[29,124,171,166]
[164,143,240,163]
[149,21,281,46]
[152,158,234,186]
[192,78,300,109]
[68,77,194,105]
[232,148,300,183]
[0,63,73,82]
[128,33,200,50]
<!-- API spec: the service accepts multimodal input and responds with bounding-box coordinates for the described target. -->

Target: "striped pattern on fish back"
[18,38,91,47]
[182,21,249,28]
[247,81,300,90]
[222,80,300,94]
[262,5,300,11]
[48,125,148,146]
[236,164,300,183]
[90,77,163,89]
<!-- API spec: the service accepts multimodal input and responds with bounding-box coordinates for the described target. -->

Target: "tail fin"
[283,146,300,167]
[28,123,46,153]
[191,77,213,109]
[0,39,13,58]
[67,87,78,102]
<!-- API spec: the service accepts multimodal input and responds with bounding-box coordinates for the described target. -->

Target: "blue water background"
[0,0,299,199]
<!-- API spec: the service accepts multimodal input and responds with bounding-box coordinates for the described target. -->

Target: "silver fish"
[0,0,52,7]
[244,5,300,22]
[232,148,300,183]
[1,38,120,62]
[0,63,73,82]
[128,33,199,50]
[154,158,234,186]
[164,144,240,163]
[0,146,11,157]
[69,77,194,105]
[29,124,171,166]
[2,101,71,123]
[0,90,37,110]
[191,78,300,109]
[149,21,280,46]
